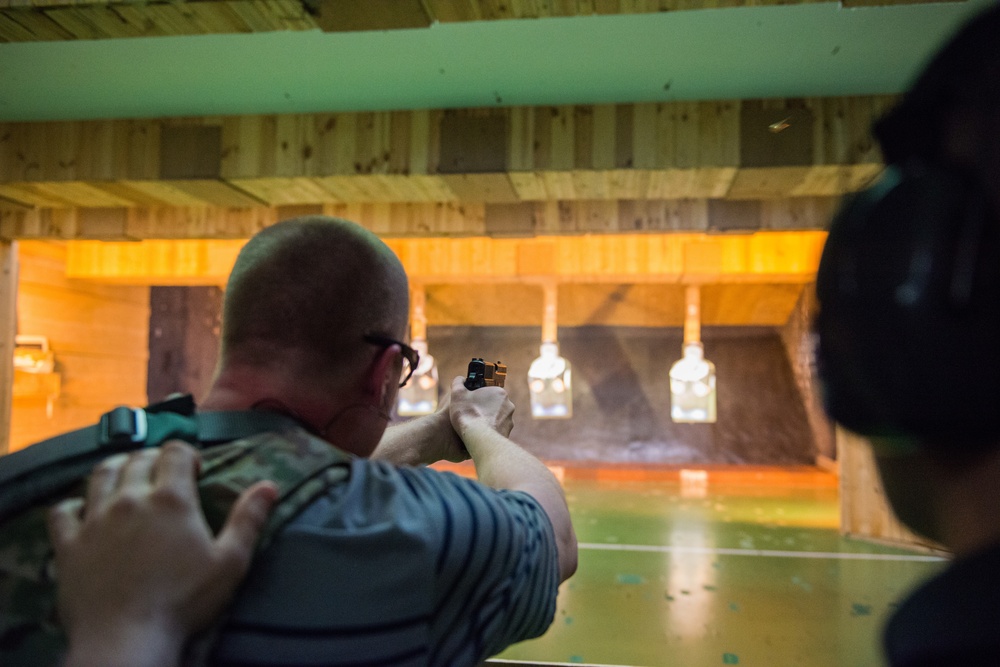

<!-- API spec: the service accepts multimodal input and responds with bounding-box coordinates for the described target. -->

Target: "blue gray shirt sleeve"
[394,466,561,665]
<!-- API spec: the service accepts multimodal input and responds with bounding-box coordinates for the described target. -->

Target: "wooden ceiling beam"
[0,197,837,241]
[0,0,956,42]
[423,282,809,328]
[63,231,826,286]
[0,97,893,209]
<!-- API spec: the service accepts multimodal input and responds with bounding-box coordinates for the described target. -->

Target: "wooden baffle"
[838,428,945,552]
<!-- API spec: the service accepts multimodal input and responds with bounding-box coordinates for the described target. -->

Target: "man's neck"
[200,366,329,426]
[200,365,381,459]
[199,369,275,412]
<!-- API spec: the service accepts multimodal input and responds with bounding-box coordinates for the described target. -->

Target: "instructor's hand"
[48,440,278,667]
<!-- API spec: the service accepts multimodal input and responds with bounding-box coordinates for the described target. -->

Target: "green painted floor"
[495,478,946,667]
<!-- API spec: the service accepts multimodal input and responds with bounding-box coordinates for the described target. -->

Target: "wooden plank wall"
[838,428,942,551]
[9,241,149,452]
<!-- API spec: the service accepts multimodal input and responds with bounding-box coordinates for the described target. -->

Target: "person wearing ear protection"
[815,5,1000,666]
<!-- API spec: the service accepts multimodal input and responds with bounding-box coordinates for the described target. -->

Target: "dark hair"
[220,216,409,386]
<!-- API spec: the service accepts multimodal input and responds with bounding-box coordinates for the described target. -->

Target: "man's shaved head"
[220,216,409,391]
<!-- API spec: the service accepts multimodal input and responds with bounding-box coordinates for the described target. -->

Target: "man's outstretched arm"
[447,377,578,582]
[371,393,469,467]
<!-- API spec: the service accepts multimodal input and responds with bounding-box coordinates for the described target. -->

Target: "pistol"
[465,358,507,390]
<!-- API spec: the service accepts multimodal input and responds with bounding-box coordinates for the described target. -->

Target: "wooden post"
[541,282,558,344]
[0,241,17,455]
[683,285,700,345]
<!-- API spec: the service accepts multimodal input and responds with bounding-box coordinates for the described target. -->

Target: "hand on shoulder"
[48,440,278,667]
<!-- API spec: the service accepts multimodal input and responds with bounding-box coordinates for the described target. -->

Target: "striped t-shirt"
[213,456,561,666]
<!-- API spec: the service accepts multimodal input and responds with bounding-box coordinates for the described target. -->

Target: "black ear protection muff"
[815,3,1000,451]
[815,158,1000,450]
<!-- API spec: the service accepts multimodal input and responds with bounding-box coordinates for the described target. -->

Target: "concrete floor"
[493,475,946,667]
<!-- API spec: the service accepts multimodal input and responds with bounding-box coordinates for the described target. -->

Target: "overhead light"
[670,286,717,423]
[397,285,438,417]
[528,284,572,419]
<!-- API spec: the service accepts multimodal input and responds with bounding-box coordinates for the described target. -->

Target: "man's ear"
[365,345,400,405]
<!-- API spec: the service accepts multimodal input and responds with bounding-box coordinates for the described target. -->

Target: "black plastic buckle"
[98,407,148,446]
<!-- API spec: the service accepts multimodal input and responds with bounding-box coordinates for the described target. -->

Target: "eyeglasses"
[364,334,420,388]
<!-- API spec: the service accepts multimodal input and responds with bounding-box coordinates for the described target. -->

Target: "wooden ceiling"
[1,0,977,327]
[0,39,890,328]
[1,95,888,239]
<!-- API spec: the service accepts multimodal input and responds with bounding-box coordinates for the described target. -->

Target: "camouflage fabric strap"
[0,403,301,523]
[0,416,353,667]
[187,426,354,666]
[196,425,353,552]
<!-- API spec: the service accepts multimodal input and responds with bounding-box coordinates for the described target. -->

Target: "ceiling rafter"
[0,0,951,43]
[1,197,838,241]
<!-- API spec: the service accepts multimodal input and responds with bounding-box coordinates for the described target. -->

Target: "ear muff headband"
[816,162,1000,449]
